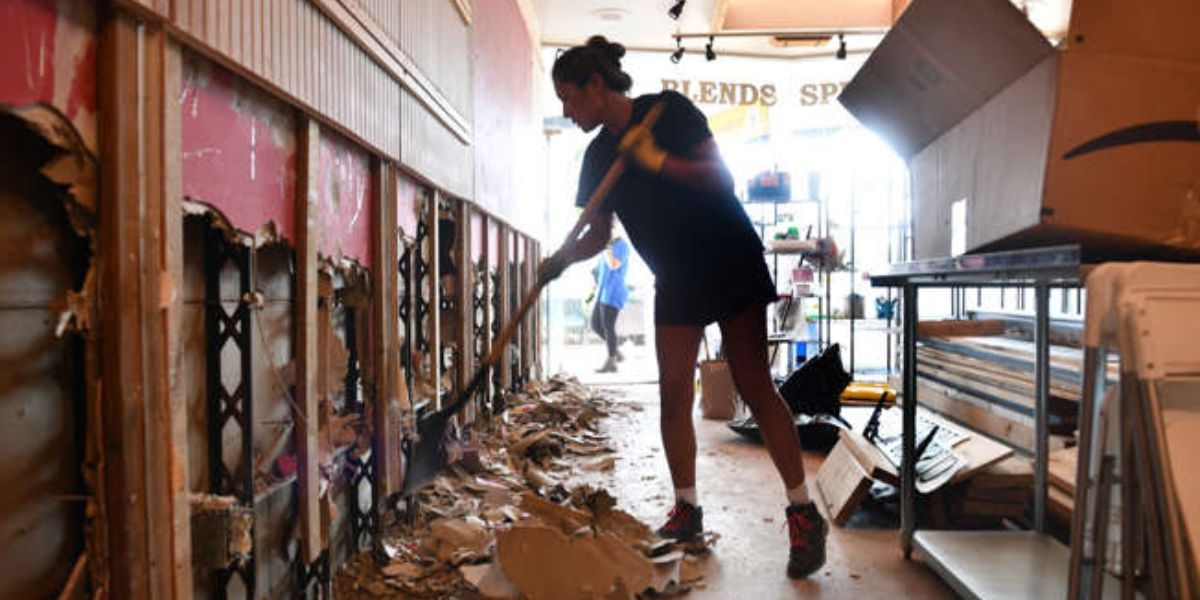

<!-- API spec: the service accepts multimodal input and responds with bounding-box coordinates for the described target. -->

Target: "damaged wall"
[318,129,374,269]
[181,218,302,598]
[181,52,297,244]
[0,0,98,151]
[0,110,90,599]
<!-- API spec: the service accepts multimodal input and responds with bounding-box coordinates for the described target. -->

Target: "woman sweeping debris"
[539,35,828,579]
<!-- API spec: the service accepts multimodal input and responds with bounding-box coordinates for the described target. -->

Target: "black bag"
[727,343,853,453]
[778,343,852,417]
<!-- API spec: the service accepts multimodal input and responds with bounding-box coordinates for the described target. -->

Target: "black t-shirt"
[574,91,763,292]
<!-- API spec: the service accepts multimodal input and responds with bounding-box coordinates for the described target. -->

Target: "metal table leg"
[1034,283,1050,533]
[901,283,918,558]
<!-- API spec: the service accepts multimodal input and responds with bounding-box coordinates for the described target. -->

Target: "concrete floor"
[571,383,956,599]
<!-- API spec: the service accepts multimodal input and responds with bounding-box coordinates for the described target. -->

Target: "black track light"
[836,34,847,60]
[670,37,685,63]
[668,0,686,20]
[705,36,716,61]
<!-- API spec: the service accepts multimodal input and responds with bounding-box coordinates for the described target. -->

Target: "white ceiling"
[533,0,1072,59]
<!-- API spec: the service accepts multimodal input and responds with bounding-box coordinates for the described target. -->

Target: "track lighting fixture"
[836,34,847,60]
[670,37,685,63]
[705,36,716,61]
[668,0,685,20]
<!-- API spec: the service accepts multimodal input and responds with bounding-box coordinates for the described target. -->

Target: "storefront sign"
[660,79,850,107]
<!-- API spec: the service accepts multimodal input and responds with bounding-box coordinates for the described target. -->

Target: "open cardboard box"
[840,0,1200,260]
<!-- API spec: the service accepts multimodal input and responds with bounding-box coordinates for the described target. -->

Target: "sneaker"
[596,356,618,373]
[786,502,828,578]
[656,500,704,541]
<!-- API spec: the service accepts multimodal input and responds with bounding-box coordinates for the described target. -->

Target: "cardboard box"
[699,359,738,420]
[840,0,1200,259]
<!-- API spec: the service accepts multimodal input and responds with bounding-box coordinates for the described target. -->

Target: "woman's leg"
[718,302,805,489]
[600,304,620,358]
[655,323,705,491]
[590,303,605,341]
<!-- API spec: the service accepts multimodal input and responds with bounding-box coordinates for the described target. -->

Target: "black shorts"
[654,251,778,326]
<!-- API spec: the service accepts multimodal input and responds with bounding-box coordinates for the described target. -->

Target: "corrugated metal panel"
[400,0,473,121]
[401,89,472,199]
[357,0,401,47]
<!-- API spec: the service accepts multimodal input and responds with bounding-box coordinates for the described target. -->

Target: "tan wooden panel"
[401,0,473,120]
[400,89,472,198]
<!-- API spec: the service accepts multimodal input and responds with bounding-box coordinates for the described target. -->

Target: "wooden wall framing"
[84,1,541,595]
[116,0,474,198]
[97,10,192,599]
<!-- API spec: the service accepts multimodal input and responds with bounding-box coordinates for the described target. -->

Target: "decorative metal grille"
[203,220,256,598]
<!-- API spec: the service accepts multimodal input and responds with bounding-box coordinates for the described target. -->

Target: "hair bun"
[586,35,625,65]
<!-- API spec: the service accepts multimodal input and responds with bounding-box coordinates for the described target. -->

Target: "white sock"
[675,487,698,506]
[786,484,811,506]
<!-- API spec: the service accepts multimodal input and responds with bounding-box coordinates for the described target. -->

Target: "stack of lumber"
[1046,446,1077,526]
[928,457,1033,529]
[914,333,1117,450]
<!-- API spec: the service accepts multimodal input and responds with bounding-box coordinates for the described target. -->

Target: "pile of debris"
[336,376,712,599]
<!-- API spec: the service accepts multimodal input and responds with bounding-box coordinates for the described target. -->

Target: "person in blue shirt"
[591,233,631,373]
[537,35,827,579]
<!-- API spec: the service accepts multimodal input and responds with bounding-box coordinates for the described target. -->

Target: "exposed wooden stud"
[373,161,404,497]
[522,236,535,381]
[294,117,323,563]
[427,189,443,408]
[479,214,493,423]
[531,239,542,379]
[455,201,474,422]
[497,225,512,392]
[98,9,192,599]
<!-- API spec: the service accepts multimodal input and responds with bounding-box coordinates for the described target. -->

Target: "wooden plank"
[294,117,323,563]
[98,12,191,599]
[478,214,493,424]
[427,190,442,408]
[920,346,1082,399]
[497,225,512,392]
[373,161,403,497]
[917,378,1036,451]
[160,37,194,600]
[455,201,473,421]
[1047,447,1077,494]
[815,439,874,526]
[838,429,899,485]
[917,319,1006,338]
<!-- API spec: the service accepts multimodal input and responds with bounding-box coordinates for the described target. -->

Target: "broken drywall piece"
[460,563,521,599]
[425,517,491,563]
[380,560,424,579]
[518,493,591,535]
[8,104,98,235]
[583,456,617,471]
[495,524,654,600]
[55,262,96,337]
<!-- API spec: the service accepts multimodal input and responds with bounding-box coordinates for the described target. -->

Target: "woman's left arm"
[659,138,734,195]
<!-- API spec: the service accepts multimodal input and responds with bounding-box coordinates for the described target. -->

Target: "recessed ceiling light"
[592,8,628,22]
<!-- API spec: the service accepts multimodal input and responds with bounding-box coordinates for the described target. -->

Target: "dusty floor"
[573,383,955,599]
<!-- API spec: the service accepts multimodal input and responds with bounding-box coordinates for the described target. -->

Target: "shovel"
[400,102,666,494]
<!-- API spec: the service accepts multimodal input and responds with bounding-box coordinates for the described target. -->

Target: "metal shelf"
[870,245,1090,592]
[915,531,1121,600]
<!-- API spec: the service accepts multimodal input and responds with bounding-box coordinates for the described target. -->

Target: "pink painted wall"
[181,54,297,241]
[472,0,541,238]
[317,129,373,269]
[0,0,98,150]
